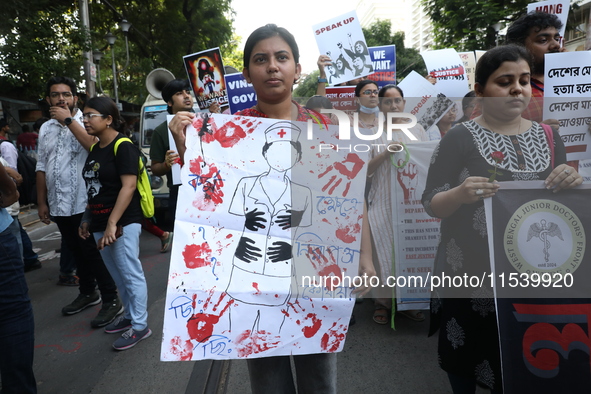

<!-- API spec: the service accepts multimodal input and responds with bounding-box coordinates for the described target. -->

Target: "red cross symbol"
[277,129,286,138]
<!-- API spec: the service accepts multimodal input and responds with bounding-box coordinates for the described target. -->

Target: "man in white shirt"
[36,76,121,328]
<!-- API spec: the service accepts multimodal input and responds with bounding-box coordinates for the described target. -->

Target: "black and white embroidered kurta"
[421,120,566,390]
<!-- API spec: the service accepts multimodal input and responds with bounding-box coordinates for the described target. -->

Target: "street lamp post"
[104,20,132,110]
[105,32,118,106]
[93,50,104,94]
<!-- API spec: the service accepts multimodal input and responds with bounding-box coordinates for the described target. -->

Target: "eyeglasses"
[82,113,106,120]
[49,92,73,99]
[362,90,379,96]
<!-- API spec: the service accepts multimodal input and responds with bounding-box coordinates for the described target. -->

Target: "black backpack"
[0,140,37,205]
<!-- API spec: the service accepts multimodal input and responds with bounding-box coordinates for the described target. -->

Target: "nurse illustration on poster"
[225,121,312,334]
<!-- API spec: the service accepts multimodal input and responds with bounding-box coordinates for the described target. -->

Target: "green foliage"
[220,33,244,72]
[293,70,320,99]
[361,19,426,83]
[422,0,531,50]
[0,0,235,104]
[0,2,90,99]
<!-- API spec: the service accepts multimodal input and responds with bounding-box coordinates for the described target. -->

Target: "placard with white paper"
[543,51,591,162]
[398,71,455,135]
[421,48,470,98]
[313,10,373,86]
[527,0,569,38]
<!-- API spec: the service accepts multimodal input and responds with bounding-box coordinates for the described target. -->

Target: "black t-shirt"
[83,134,143,232]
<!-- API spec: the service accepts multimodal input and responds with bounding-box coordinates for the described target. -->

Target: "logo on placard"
[503,199,584,275]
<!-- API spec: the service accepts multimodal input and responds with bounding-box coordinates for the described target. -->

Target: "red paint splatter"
[35,342,83,353]
[302,313,322,338]
[226,233,233,239]
[188,157,225,211]
[235,330,281,357]
[183,242,212,269]
[186,290,234,343]
[252,282,261,295]
[318,153,365,197]
[305,247,343,290]
[169,336,194,360]
[192,115,261,148]
[321,218,331,225]
[335,223,361,244]
[288,299,305,314]
[320,322,347,352]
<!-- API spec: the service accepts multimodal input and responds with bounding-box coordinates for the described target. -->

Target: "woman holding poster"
[422,45,582,393]
[170,23,376,394]
[368,85,428,324]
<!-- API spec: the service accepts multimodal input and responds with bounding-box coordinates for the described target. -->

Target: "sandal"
[160,232,174,253]
[399,310,426,322]
[373,307,389,325]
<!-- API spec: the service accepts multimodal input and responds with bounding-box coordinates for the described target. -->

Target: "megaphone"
[145,68,175,100]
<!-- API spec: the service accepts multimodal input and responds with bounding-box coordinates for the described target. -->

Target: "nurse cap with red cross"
[264,121,301,144]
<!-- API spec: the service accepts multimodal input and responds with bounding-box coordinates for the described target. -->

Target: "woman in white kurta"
[367,85,428,324]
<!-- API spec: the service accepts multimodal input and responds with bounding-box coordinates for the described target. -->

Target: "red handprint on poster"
[318,153,364,197]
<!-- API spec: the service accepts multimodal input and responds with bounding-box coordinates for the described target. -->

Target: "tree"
[0,0,235,104]
[293,71,320,99]
[422,0,530,50]
[0,1,90,99]
[362,19,426,82]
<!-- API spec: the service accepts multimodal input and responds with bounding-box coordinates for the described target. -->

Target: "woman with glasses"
[349,80,381,130]
[367,84,428,324]
[79,97,151,351]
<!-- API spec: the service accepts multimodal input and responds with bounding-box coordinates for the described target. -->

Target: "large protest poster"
[313,11,373,86]
[184,48,228,110]
[484,182,591,393]
[224,72,256,114]
[161,114,368,361]
[543,51,591,162]
[366,45,396,87]
[528,0,569,38]
[391,142,440,311]
[421,48,470,98]
[398,71,455,136]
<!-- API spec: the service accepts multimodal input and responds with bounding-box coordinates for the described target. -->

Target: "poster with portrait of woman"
[313,10,373,86]
[184,48,228,110]
[160,114,369,361]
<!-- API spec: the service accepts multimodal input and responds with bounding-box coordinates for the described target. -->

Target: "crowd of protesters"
[0,10,583,394]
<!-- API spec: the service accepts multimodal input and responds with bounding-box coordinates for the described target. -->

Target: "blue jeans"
[8,217,23,262]
[247,353,337,394]
[18,220,39,266]
[93,223,148,330]
[0,227,36,393]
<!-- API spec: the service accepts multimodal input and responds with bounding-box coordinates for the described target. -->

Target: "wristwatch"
[64,117,73,126]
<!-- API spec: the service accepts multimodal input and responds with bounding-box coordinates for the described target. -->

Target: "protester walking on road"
[36,76,121,328]
[169,23,377,394]
[80,96,151,351]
